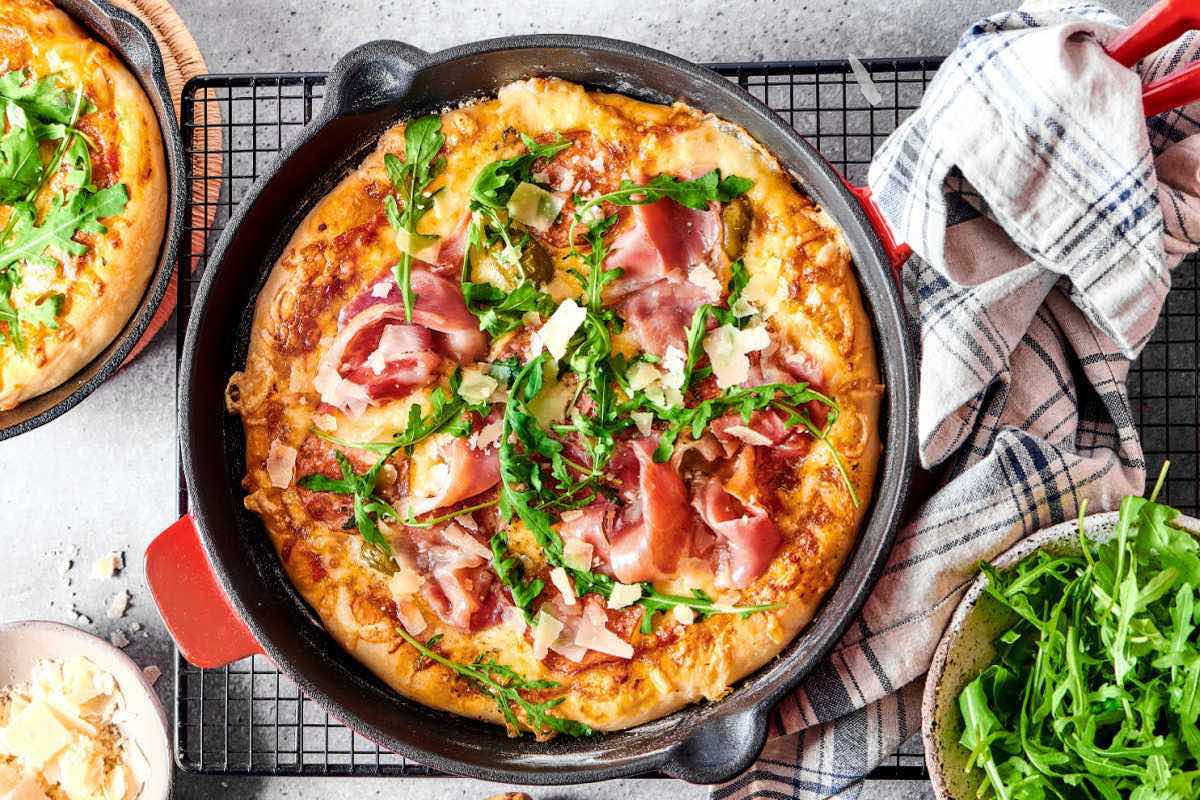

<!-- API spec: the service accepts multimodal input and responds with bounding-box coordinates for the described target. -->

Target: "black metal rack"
[174,56,1199,782]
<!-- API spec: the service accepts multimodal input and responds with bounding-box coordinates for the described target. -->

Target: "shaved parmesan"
[313,413,338,432]
[703,323,771,388]
[549,638,588,663]
[506,181,566,232]
[559,508,584,523]
[396,599,426,636]
[528,374,572,427]
[532,610,564,660]
[106,590,130,620]
[573,615,633,660]
[549,567,577,605]
[607,582,642,609]
[473,419,504,449]
[672,605,696,625]
[265,440,298,488]
[442,525,491,562]
[631,411,654,436]
[458,365,499,404]
[627,361,665,392]
[534,299,586,360]
[313,363,370,418]
[687,263,722,295]
[501,605,528,634]
[724,424,773,446]
[370,281,392,298]
[394,227,439,259]
[387,565,425,598]
[563,538,594,572]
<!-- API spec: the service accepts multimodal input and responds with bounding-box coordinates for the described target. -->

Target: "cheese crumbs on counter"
[0,657,147,800]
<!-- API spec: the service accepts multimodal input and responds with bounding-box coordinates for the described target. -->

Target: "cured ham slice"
[609,438,692,584]
[406,436,501,516]
[338,267,486,363]
[693,477,781,589]
[604,198,721,302]
[617,277,716,358]
[556,500,616,570]
[397,522,497,630]
[316,265,487,412]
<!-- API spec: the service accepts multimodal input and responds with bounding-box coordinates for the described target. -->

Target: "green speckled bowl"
[921,510,1200,800]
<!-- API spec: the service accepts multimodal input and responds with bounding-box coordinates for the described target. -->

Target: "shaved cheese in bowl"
[0,656,148,800]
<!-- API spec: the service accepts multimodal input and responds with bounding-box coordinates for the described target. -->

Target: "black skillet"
[0,0,185,440]
[149,36,917,785]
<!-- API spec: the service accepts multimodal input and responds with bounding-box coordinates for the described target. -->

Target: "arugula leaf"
[385,115,445,321]
[395,623,591,737]
[0,70,93,125]
[470,132,571,210]
[297,450,397,556]
[958,463,1200,799]
[0,183,128,272]
[19,293,64,329]
[0,102,44,202]
[462,277,556,337]
[490,531,545,622]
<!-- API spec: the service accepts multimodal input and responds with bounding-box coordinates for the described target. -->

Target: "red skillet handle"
[1105,0,1200,68]
[845,181,912,280]
[1105,0,1200,117]
[145,515,263,668]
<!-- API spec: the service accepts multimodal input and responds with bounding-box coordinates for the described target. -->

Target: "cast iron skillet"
[0,0,185,440]
[158,36,916,785]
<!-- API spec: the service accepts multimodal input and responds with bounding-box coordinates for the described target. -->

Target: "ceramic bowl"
[922,510,1200,799]
[0,620,172,799]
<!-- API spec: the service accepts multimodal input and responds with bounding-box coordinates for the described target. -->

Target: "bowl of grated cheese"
[0,620,170,800]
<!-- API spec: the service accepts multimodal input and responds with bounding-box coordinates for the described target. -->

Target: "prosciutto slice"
[604,198,721,302]
[397,522,497,630]
[556,499,616,571]
[338,267,486,363]
[608,438,693,584]
[693,477,782,589]
[617,277,716,358]
[406,435,500,516]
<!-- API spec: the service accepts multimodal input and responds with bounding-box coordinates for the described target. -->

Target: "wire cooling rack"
[173,56,1199,780]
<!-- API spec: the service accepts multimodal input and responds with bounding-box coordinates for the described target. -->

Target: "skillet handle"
[145,516,263,668]
[846,181,912,280]
[659,707,769,785]
[324,39,429,118]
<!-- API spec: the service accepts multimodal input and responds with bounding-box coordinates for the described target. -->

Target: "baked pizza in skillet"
[228,77,881,736]
[0,0,167,410]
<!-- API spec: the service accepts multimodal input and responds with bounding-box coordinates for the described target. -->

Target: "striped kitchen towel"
[716,2,1200,798]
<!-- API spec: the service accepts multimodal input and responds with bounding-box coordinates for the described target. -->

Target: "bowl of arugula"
[923,464,1200,800]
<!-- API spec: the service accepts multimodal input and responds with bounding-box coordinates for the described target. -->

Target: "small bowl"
[922,510,1200,799]
[0,620,172,800]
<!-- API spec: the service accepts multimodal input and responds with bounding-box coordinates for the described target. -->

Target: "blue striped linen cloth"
[716,2,1200,797]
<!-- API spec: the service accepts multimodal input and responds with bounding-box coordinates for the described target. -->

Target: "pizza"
[0,0,168,411]
[228,77,881,736]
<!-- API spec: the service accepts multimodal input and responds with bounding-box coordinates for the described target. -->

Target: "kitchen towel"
[716,2,1200,798]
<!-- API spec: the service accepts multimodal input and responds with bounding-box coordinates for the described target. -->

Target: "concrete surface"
[0,0,1146,798]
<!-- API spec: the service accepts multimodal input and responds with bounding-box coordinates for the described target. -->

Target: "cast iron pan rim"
[0,0,185,441]
[181,35,916,784]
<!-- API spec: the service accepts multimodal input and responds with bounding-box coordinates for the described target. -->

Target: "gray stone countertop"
[0,0,1143,798]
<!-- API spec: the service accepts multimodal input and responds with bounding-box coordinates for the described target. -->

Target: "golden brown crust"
[230,78,881,733]
[0,0,168,410]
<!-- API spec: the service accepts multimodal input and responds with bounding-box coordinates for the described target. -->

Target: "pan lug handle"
[659,706,769,785]
[87,1,158,77]
[145,516,263,668]
[324,40,429,119]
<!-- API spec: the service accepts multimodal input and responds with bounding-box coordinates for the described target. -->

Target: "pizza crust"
[0,0,168,410]
[231,77,882,733]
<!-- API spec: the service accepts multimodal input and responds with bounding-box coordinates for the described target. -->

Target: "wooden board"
[105,0,219,361]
